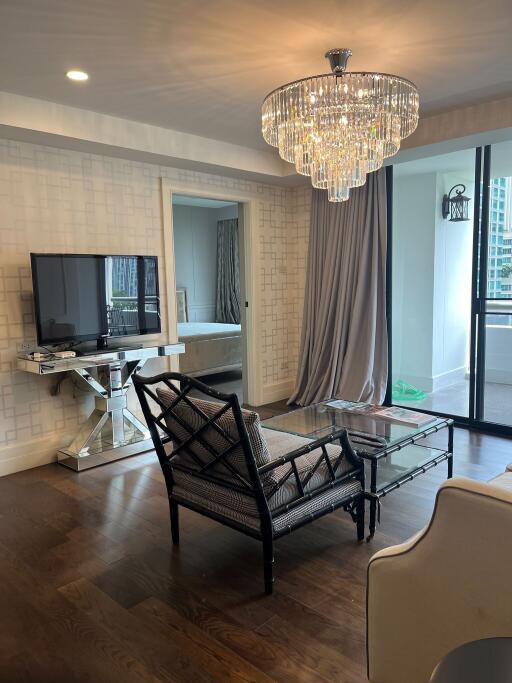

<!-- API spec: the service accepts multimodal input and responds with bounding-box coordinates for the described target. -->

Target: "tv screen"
[31,253,161,346]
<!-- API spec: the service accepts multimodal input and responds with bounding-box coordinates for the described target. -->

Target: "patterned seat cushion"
[272,479,362,534]
[173,473,362,534]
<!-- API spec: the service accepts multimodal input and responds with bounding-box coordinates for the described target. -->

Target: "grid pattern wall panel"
[0,138,310,474]
[286,186,311,383]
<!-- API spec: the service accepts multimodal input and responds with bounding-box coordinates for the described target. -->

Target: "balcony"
[108,296,159,336]
[393,322,512,426]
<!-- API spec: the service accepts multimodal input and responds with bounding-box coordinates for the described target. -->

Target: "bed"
[177,322,242,377]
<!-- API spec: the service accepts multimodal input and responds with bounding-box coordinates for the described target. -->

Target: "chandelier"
[262,48,419,202]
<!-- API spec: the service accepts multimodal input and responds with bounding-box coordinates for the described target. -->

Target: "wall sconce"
[442,184,471,222]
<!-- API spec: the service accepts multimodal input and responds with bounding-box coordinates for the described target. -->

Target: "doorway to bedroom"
[171,194,245,403]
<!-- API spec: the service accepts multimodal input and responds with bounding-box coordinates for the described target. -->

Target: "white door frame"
[160,178,262,406]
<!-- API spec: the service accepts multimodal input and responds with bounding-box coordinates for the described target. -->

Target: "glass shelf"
[364,444,449,495]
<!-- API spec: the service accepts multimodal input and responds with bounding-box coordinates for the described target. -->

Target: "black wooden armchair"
[133,372,365,594]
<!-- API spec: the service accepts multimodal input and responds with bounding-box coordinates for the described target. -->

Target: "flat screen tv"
[31,253,161,349]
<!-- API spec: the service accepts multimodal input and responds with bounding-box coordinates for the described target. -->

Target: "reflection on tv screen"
[31,254,161,345]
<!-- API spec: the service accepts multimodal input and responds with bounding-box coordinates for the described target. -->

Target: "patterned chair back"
[133,372,270,510]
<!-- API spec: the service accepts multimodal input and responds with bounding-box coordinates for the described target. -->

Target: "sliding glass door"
[389,140,512,432]
[476,141,512,426]
[390,148,476,419]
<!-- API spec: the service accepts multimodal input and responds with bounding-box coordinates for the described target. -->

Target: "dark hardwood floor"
[191,370,244,405]
[0,404,511,682]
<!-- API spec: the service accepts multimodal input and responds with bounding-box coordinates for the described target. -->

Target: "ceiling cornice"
[0,91,301,185]
[2,90,512,182]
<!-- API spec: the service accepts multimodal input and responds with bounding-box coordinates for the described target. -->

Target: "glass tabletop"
[261,400,449,459]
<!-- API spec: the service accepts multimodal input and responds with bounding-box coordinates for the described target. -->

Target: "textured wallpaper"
[0,138,311,474]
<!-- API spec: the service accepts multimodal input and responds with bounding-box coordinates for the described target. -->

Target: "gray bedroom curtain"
[289,168,388,406]
[216,218,241,324]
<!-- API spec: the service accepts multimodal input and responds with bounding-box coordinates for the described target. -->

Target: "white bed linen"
[178,322,241,341]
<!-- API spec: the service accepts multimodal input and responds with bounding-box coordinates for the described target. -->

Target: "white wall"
[392,173,437,389]
[432,173,474,388]
[216,204,239,222]
[173,203,238,322]
[393,167,474,393]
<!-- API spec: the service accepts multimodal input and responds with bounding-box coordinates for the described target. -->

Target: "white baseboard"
[394,366,466,394]
[0,432,74,478]
[259,379,294,405]
[432,366,466,391]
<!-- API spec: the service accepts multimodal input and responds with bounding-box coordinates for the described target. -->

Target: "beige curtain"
[289,169,388,406]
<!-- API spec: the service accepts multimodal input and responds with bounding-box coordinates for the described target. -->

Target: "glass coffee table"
[262,400,454,539]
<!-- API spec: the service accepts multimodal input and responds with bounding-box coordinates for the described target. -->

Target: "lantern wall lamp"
[442,184,471,222]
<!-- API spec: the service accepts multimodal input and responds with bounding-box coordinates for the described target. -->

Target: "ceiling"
[1,0,512,152]
[172,194,237,208]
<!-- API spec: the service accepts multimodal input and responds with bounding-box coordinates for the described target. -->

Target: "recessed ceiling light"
[66,70,89,82]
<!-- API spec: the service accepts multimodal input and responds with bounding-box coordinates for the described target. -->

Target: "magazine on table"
[325,400,436,428]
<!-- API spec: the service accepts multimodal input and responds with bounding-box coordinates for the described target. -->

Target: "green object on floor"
[392,380,427,402]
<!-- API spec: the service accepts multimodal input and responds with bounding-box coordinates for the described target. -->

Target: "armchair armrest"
[367,477,512,683]
[258,428,364,517]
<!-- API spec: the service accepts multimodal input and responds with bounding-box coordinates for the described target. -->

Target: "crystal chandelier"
[262,48,419,202]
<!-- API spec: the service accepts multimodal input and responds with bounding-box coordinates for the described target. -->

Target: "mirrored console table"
[17,344,185,470]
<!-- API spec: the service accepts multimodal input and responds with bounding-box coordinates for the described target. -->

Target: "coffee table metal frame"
[349,418,454,539]
[262,404,454,539]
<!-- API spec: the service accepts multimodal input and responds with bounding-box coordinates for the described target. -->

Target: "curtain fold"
[216,218,241,324]
[289,169,388,406]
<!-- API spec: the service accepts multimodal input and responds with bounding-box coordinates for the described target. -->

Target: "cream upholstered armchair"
[367,470,512,683]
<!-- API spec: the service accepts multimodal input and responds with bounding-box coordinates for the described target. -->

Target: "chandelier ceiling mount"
[324,47,352,74]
